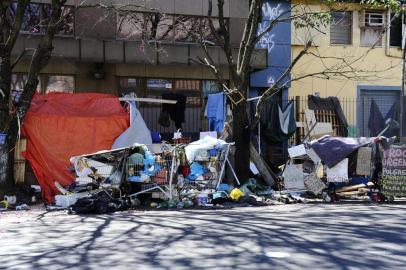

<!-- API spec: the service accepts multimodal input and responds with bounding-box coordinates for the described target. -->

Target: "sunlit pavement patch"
[265,251,291,258]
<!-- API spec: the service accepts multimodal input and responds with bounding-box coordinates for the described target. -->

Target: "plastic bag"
[230,188,244,201]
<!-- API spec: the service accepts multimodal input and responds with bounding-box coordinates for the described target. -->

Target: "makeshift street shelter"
[22,93,129,203]
[282,133,398,202]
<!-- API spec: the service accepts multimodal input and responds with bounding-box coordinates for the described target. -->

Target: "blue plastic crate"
[0,133,6,145]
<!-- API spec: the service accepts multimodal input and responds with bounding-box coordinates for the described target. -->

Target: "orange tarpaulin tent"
[22,93,129,203]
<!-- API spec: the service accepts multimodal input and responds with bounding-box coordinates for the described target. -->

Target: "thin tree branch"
[237,0,261,75]
[250,40,312,130]
[5,0,29,53]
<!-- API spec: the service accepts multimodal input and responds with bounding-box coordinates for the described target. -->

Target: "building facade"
[290,0,403,137]
[251,0,292,99]
[10,0,266,136]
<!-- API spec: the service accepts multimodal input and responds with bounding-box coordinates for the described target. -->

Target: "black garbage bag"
[69,191,131,214]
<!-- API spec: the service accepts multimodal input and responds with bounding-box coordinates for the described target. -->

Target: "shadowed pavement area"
[1,203,406,270]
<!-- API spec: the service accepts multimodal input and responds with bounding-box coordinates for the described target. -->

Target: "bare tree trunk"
[232,101,251,180]
[0,0,66,189]
[0,54,13,187]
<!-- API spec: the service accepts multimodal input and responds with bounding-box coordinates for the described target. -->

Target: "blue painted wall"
[250,0,291,89]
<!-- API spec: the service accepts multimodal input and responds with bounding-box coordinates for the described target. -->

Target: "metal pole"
[401,9,406,141]
[401,23,406,141]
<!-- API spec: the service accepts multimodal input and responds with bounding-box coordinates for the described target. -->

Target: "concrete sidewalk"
[1,203,406,270]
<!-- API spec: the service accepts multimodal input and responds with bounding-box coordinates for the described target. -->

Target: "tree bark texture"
[0,0,66,188]
[0,55,13,186]
[232,101,252,181]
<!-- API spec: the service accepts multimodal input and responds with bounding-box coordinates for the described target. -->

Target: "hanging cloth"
[205,92,225,132]
[278,101,295,135]
[162,92,186,130]
[112,101,152,149]
[260,99,296,144]
[368,99,399,137]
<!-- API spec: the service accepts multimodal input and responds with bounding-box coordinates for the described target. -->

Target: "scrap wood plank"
[336,190,368,197]
[249,142,275,186]
[336,182,375,193]
[14,138,27,184]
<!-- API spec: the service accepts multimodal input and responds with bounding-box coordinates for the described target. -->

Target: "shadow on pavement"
[1,204,406,270]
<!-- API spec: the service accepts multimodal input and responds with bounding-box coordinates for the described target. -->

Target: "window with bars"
[118,77,204,107]
[330,11,352,45]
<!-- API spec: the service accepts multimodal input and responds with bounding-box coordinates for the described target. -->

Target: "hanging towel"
[205,92,225,132]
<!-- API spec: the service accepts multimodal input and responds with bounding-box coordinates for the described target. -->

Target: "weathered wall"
[290,0,403,134]
[290,0,402,99]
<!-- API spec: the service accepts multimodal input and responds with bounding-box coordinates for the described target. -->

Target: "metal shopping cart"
[127,150,175,200]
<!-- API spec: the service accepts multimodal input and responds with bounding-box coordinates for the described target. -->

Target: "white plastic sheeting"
[185,136,226,161]
[112,102,152,149]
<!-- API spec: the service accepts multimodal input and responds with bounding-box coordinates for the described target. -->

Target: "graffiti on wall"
[258,3,283,50]
[251,0,291,88]
[262,2,283,20]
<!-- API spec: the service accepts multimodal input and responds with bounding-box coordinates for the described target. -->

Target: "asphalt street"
[1,203,406,270]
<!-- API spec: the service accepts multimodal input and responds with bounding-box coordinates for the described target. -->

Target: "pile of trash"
[0,185,41,212]
[42,133,331,215]
[10,132,402,214]
[280,135,398,203]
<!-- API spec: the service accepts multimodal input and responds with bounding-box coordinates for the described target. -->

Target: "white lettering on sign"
[381,144,406,196]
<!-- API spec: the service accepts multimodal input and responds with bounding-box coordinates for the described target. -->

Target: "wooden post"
[14,138,27,184]
[295,96,301,145]
[250,142,276,186]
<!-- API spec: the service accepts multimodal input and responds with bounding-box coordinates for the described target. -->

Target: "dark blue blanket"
[309,135,373,168]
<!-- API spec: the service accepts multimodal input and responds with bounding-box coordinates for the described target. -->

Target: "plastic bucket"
[208,148,218,157]
[0,133,6,145]
[196,193,208,206]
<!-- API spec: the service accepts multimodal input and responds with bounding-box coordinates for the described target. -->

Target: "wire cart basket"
[127,151,174,199]
[171,142,237,199]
